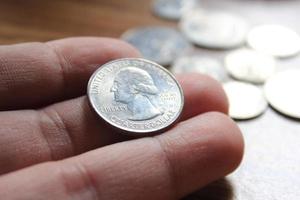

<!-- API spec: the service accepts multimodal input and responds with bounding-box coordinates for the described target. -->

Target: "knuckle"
[53,161,99,200]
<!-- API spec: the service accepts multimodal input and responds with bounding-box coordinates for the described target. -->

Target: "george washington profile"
[110,67,162,121]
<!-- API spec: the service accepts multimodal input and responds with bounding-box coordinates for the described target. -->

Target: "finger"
[177,73,228,119]
[0,74,228,174]
[0,37,140,110]
[0,112,244,200]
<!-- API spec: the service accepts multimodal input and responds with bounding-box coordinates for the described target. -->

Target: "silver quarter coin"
[121,26,191,66]
[264,69,300,119]
[223,81,267,120]
[247,25,300,58]
[152,0,199,20]
[225,48,277,84]
[171,55,227,82]
[88,58,184,135]
[180,10,249,49]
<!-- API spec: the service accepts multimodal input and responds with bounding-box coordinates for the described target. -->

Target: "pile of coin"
[120,0,300,120]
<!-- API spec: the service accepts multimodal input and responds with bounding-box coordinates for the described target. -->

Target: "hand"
[0,37,243,200]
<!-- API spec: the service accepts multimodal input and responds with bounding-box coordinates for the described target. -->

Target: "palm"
[0,37,243,200]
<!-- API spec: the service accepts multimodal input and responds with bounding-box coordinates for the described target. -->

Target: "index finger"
[0,37,140,110]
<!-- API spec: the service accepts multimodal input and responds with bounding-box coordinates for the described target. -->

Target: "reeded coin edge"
[87,58,185,134]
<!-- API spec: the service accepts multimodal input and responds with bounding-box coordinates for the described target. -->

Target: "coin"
[247,25,300,58]
[121,26,191,66]
[88,58,184,135]
[152,0,198,20]
[180,10,249,49]
[264,69,300,119]
[223,81,267,120]
[171,55,227,82]
[225,48,277,84]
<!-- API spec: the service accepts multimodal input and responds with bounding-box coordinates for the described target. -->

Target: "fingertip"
[176,73,229,120]
[109,38,142,57]
[157,111,244,197]
[202,112,244,175]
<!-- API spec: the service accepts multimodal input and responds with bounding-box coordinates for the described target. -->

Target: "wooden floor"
[1,0,300,199]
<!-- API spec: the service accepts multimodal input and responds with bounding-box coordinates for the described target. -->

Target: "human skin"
[0,37,244,200]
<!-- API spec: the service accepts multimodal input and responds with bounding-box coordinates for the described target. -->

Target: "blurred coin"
[247,25,300,58]
[225,48,276,84]
[121,26,191,66]
[171,55,227,82]
[88,58,184,135]
[264,69,300,119]
[223,81,267,120]
[152,0,199,20]
[180,10,249,49]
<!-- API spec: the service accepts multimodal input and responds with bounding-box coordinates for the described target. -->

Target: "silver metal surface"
[88,58,184,135]
[223,81,268,120]
[225,48,277,84]
[247,25,300,58]
[171,55,228,82]
[264,69,300,119]
[152,0,199,20]
[180,10,249,49]
[121,26,191,66]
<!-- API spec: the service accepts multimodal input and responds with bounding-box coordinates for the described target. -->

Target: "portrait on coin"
[110,67,163,121]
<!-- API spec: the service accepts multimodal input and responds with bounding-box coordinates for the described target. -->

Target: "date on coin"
[88,58,184,136]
